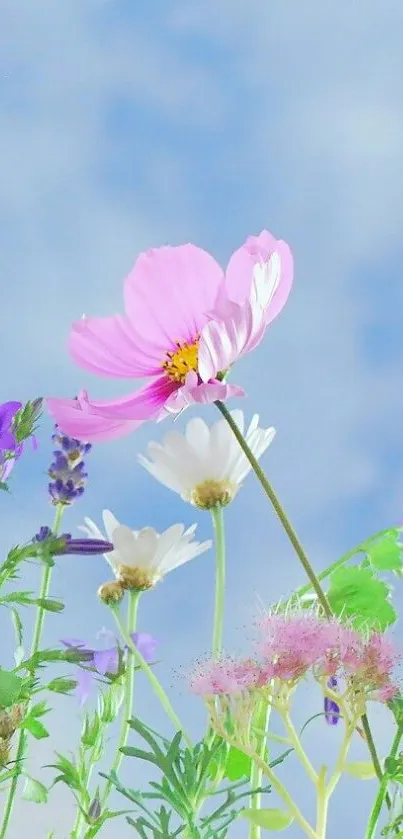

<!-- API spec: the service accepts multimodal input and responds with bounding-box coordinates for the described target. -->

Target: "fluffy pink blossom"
[189,657,264,696]
[259,614,332,680]
[47,231,293,441]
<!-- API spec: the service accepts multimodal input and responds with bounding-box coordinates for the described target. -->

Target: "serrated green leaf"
[239,808,294,830]
[327,565,396,630]
[343,761,377,780]
[23,717,49,739]
[366,534,403,573]
[22,776,48,803]
[0,669,23,707]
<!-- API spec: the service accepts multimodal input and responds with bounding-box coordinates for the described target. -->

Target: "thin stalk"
[365,720,403,839]
[215,400,387,801]
[211,506,226,659]
[109,602,193,749]
[99,591,140,806]
[0,504,64,839]
[315,767,328,839]
[215,401,331,617]
[248,698,271,839]
[73,592,141,839]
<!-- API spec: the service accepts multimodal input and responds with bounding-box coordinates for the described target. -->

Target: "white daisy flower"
[138,410,276,509]
[79,510,211,590]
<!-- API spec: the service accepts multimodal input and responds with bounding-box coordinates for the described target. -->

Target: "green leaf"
[0,669,23,707]
[35,598,64,613]
[47,677,77,695]
[22,717,49,739]
[0,481,10,493]
[366,534,403,573]
[22,776,48,803]
[239,808,294,830]
[224,746,252,781]
[343,761,377,780]
[327,566,396,630]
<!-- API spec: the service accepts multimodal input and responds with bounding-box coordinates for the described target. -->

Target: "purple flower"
[61,630,159,704]
[324,676,341,725]
[48,426,92,506]
[33,527,113,556]
[0,401,22,452]
[0,402,23,484]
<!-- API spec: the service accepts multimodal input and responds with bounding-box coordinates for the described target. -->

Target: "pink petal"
[225,230,293,322]
[69,315,162,378]
[46,394,142,442]
[84,376,178,420]
[162,372,244,414]
[123,245,224,349]
[198,254,284,380]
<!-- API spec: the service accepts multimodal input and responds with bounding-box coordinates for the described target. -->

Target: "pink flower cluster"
[46,231,293,442]
[190,614,400,703]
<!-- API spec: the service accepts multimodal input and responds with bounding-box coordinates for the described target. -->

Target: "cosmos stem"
[215,401,332,618]
[211,506,226,659]
[0,504,65,839]
[215,400,388,799]
[110,601,193,749]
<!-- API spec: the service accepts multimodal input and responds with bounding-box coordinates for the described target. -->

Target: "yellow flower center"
[117,564,160,591]
[162,339,199,383]
[190,479,237,510]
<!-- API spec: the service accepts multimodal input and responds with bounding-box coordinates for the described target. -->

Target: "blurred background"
[1,0,403,836]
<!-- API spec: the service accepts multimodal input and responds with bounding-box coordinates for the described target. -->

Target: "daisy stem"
[98,591,140,811]
[109,602,193,749]
[211,506,226,659]
[215,400,388,801]
[0,504,64,839]
[215,401,331,618]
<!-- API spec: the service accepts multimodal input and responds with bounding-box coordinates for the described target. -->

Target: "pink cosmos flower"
[47,231,293,441]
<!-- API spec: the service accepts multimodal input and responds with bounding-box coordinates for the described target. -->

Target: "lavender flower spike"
[33,527,113,556]
[324,676,341,725]
[48,426,92,506]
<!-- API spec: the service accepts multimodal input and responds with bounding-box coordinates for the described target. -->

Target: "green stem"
[211,506,226,659]
[0,504,64,839]
[215,401,331,617]
[99,592,140,807]
[109,602,193,749]
[365,720,403,839]
[215,400,387,802]
[74,592,141,839]
[315,767,328,839]
[288,527,394,606]
[248,698,271,839]
[235,739,317,839]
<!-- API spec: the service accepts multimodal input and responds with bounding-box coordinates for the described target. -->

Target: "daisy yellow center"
[117,564,160,591]
[190,479,237,510]
[162,339,199,383]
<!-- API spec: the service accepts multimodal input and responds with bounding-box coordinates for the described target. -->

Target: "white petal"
[102,510,121,542]
[78,517,104,541]
[111,525,138,567]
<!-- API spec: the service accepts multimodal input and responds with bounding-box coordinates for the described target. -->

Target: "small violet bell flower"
[61,630,159,704]
[0,401,23,483]
[324,676,340,726]
[46,230,293,442]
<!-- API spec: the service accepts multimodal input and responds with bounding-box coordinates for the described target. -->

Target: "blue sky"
[1,0,403,836]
